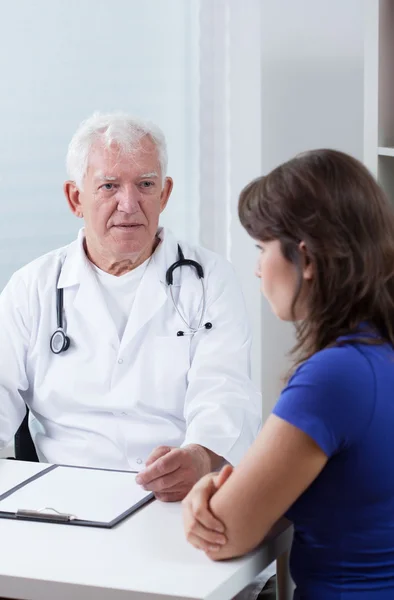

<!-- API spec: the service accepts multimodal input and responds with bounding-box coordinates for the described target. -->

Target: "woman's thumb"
[216,464,233,488]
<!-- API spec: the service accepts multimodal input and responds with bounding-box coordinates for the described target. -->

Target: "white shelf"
[378,146,394,157]
[365,0,394,200]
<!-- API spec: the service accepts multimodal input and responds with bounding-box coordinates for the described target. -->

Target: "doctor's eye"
[100,183,116,191]
[139,181,155,189]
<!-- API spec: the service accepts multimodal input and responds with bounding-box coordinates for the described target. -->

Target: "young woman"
[182,149,394,599]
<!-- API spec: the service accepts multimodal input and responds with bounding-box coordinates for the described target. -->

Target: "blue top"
[273,337,394,599]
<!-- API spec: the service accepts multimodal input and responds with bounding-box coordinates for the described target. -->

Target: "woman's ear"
[299,241,313,280]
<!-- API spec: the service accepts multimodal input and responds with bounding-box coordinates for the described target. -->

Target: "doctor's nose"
[117,191,140,214]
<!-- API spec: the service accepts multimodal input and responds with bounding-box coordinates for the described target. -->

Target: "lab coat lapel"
[59,230,119,348]
[119,261,167,351]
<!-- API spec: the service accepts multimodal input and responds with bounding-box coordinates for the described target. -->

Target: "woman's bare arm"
[208,414,328,560]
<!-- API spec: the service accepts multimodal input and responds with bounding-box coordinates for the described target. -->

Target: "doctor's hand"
[135,444,221,502]
[182,465,233,554]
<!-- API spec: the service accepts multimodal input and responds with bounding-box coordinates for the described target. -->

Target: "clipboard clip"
[16,507,77,522]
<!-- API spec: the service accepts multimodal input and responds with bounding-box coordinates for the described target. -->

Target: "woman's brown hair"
[238,149,394,366]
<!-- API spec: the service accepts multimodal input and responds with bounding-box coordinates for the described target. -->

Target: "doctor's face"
[255,239,312,321]
[64,136,173,270]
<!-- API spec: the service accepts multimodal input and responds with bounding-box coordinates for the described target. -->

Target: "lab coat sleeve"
[0,273,31,448]
[182,258,262,466]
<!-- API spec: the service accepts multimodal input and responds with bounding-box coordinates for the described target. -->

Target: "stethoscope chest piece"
[50,282,71,354]
[50,328,70,354]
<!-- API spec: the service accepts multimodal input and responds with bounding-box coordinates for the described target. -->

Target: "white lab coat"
[0,228,261,470]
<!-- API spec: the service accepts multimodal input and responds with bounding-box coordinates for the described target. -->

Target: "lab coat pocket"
[150,336,191,411]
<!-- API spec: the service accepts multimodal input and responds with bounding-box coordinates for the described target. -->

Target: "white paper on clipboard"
[0,465,152,523]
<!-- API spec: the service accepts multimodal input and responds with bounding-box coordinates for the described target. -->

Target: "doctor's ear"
[299,241,313,281]
[159,177,173,213]
[64,181,83,218]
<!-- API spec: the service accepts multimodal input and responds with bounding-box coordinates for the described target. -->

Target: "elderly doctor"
[0,112,261,502]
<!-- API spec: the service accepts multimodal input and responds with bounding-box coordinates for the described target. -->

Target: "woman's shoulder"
[286,340,393,412]
[275,342,386,455]
[291,342,377,387]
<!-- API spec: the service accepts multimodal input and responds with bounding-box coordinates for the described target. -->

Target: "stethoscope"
[50,244,213,354]
[166,245,212,338]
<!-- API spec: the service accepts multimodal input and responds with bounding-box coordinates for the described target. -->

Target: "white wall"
[198,0,264,394]
[259,0,364,418]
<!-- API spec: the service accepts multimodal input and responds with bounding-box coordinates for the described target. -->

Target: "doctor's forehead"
[91,169,160,182]
[86,144,162,180]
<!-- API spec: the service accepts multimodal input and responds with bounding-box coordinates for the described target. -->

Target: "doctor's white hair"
[66,112,168,189]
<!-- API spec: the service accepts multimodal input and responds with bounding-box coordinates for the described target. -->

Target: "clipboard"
[0,464,154,528]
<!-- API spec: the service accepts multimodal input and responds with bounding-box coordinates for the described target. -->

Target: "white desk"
[0,460,293,600]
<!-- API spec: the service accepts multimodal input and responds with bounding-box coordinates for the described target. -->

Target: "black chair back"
[15,410,39,462]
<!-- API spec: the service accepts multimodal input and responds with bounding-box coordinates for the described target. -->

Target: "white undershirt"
[89,258,150,341]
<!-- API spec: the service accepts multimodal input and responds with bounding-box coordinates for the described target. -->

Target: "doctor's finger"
[136,451,179,485]
[153,448,185,474]
[144,448,184,481]
[141,468,184,492]
[144,445,173,467]
[155,487,190,502]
